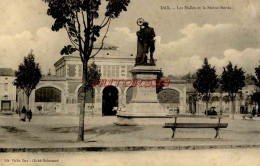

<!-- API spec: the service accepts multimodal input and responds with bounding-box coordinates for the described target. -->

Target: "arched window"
[35,87,61,102]
[157,89,180,103]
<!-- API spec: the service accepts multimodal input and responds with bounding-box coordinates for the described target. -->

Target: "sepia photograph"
[0,0,260,165]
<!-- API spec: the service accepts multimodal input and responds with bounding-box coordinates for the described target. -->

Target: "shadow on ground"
[45,125,143,135]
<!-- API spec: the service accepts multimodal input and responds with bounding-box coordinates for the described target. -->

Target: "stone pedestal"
[115,65,168,125]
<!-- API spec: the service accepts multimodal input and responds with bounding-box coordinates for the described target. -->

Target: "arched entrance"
[35,87,62,112]
[157,88,180,112]
[157,88,180,103]
[102,86,118,116]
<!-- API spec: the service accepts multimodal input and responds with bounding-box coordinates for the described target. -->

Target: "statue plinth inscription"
[120,66,165,115]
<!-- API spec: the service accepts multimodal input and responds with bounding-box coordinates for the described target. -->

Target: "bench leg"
[171,128,176,139]
[214,128,220,139]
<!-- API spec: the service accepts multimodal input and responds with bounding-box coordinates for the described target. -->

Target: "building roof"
[170,79,187,84]
[54,43,135,67]
[0,68,15,76]
[93,43,118,50]
[41,75,66,81]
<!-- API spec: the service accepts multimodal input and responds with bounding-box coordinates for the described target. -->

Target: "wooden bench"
[163,115,228,139]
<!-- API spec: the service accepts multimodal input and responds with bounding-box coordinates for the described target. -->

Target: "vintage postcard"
[0,0,260,165]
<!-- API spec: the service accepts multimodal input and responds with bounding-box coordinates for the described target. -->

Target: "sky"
[0,0,260,76]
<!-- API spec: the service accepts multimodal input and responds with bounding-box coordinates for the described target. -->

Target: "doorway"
[1,101,11,111]
[102,86,118,116]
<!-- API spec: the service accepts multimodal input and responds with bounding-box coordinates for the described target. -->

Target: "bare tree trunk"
[78,61,87,141]
[27,95,30,111]
[220,93,222,114]
[258,102,260,114]
[206,101,208,115]
[231,99,235,119]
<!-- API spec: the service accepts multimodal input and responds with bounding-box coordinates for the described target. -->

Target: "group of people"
[17,106,32,122]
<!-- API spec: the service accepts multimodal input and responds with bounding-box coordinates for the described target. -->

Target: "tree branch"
[88,14,94,57]
[81,10,87,30]
[75,12,84,62]
[90,18,111,59]
[100,16,107,26]
[65,25,80,49]
[100,16,111,28]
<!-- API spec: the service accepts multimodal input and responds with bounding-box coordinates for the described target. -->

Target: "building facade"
[186,83,256,115]
[18,44,186,115]
[0,68,16,111]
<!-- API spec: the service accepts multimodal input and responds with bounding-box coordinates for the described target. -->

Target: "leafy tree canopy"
[220,62,245,100]
[14,50,42,97]
[193,58,219,96]
[252,63,260,88]
[251,91,260,103]
[44,0,130,59]
[86,62,101,89]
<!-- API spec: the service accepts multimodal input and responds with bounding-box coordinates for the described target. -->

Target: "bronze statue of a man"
[136,21,156,65]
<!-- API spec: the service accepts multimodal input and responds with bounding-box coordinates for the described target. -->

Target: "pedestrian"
[176,107,180,114]
[252,107,256,116]
[20,106,27,122]
[27,110,32,122]
[15,106,19,114]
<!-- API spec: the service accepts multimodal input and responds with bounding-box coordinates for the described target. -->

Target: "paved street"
[1,149,260,166]
[0,114,259,149]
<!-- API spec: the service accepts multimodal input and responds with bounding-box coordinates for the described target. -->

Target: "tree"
[252,62,260,88]
[193,58,219,113]
[221,62,245,119]
[14,50,42,110]
[251,91,260,114]
[251,62,260,113]
[237,92,244,111]
[44,0,130,141]
[86,62,101,114]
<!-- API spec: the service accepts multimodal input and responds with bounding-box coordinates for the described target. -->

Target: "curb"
[1,144,260,153]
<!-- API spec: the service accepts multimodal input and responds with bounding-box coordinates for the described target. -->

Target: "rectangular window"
[78,65,83,77]
[0,83,3,91]
[116,66,119,77]
[127,66,133,78]
[121,66,126,77]
[58,68,61,77]
[63,65,66,77]
[4,83,8,91]
[60,67,63,77]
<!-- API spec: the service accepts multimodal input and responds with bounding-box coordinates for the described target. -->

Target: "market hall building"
[17,44,186,116]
